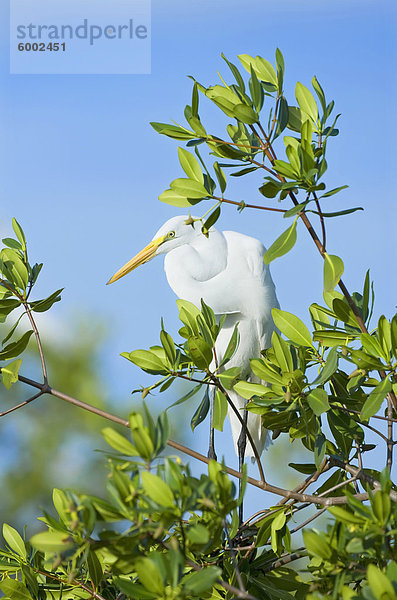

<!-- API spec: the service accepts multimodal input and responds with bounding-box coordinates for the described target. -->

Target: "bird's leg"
[237,408,248,523]
[208,386,217,461]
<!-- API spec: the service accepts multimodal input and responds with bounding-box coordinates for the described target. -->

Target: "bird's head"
[107,215,202,284]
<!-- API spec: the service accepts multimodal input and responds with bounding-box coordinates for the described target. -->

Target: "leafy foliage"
[1,51,396,600]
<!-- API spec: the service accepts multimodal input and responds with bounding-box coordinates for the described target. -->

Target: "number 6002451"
[17,42,66,51]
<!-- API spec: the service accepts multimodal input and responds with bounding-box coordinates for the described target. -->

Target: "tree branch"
[0,390,44,417]
[3,369,396,506]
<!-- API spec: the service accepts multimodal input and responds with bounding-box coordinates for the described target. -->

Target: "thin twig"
[212,196,286,213]
[224,520,247,596]
[23,302,49,385]
[312,192,326,251]
[3,369,395,505]
[207,371,266,482]
[289,509,327,535]
[387,396,393,472]
[263,548,307,574]
[0,390,44,417]
[251,125,397,413]
[329,403,397,423]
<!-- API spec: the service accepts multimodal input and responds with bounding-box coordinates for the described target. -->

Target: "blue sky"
[0,0,396,500]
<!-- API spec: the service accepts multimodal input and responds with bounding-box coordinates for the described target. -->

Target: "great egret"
[108,215,279,465]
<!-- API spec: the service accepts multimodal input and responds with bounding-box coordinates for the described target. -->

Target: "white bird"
[107,215,279,464]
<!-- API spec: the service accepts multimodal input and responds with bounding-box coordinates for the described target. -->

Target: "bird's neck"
[164,230,227,301]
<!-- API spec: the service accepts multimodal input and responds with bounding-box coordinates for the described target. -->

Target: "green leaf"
[287,106,303,132]
[213,161,227,193]
[250,359,283,385]
[123,349,168,374]
[203,206,221,233]
[323,254,344,293]
[12,218,26,250]
[183,566,221,595]
[177,147,204,183]
[249,66,263,112]
[259,179,281,198]
[191,388,210,430]
[187,336,213,370]
[135,557,165,594]
[313,207,363,218]
[141,471,175,508]
[378,315,392,357]
[271,331,293,372]
[0,330,33,360]
[30,530,74,553]
[273,159,297,179]
[319,185,348,198]
[314,433,326,468]
[391,315,397,357]
[332,298,357,327]
[218,366,241,390]
[87,550,103,588]
[367,564,396,600]
[159,189,201,207]
[327,506,366,525]
[233,103,258,124]
[272,308,314,348]
[187,523,210,545]
[160,329,176,366]
[360,376,392,420]
[0,578,32,600]
[233,380,269,399]
[29,289,63,313]
[313,329,357,347]
[311,347,338,385]
[1,358,22,389]
[2,237,22,251]
[263,220,297,265]
[283,202,308,218]
[177,299,201,335]
[150,121,196,140]
[213,390,228,431]
[295,82,318,122]
[361,333,387,362]
[129,412,155,459]
[221,324,239,365]
[3,524,26,558]
[302,529,332,560]
[307,388,330,416]
[170,178,209,199]
[0,248,28,291]
[311,76,327,113]
[101,427,137,456]
[288,463,316,474]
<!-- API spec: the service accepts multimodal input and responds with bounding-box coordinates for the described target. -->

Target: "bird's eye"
[168,231,175,239]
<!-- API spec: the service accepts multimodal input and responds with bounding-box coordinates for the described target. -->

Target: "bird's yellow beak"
[106,235,165,285]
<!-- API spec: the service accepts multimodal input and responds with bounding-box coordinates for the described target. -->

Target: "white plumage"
[108,215,279,459]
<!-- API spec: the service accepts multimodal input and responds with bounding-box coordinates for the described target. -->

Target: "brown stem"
[207,372,265,482]
[268,96,280,140]
[329,403,397,423]
[252,127,397,413]
[387,396,393,472]
[23,302,49,384]
[263,547,307,574]
[0,390,44,417]
[312,192,326,251]
[289,510,327,536]
[4,369,395,506]
[212,196,286,213]
[224,520,247,595]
